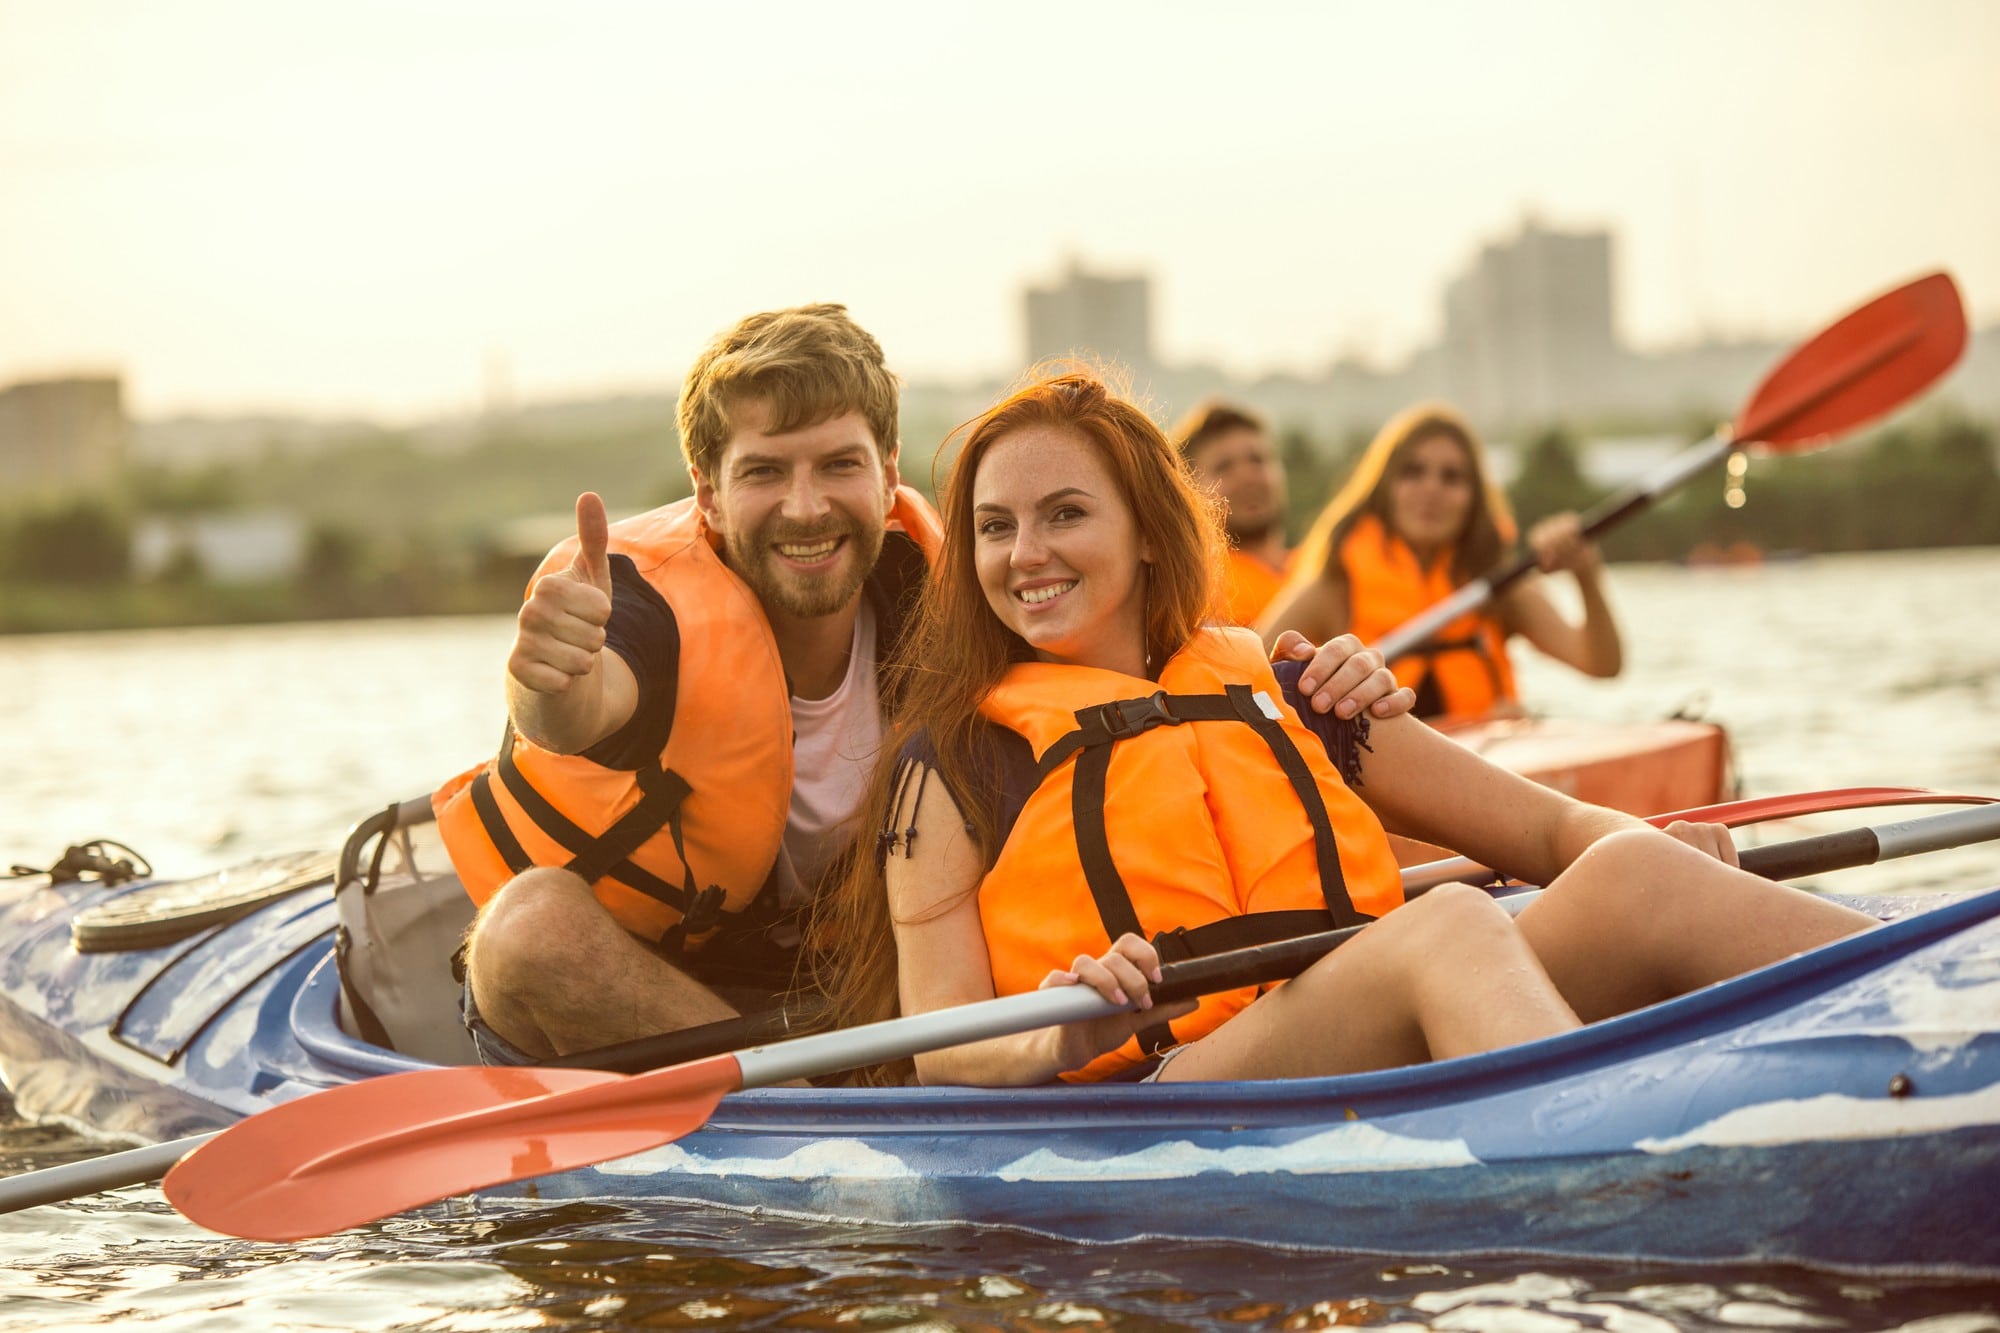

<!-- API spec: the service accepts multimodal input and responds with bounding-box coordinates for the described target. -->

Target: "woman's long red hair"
[809,367,1227,1073]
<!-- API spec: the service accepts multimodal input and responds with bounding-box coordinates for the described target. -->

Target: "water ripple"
[4,552,2000,1328]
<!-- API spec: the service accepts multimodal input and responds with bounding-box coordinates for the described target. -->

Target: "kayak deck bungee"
[1,792,1998,1271]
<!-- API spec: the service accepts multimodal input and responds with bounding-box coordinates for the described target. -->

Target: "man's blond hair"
[677,304,900,478]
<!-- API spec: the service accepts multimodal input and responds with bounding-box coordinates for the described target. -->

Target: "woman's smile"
[973,425,1151,676]
[1014,578,1078,606]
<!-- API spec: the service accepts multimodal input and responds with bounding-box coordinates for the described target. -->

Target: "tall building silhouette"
[1441,219,1618,425]
[0,375,129,502]
[1023,258,1156,374]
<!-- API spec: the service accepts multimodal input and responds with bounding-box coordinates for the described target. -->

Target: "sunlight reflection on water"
[1,549,1998,1329]
[3,1195,1997,1331]
[2,552,1994,890]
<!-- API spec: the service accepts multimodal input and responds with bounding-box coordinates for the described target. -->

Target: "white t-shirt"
[779,598,883,900]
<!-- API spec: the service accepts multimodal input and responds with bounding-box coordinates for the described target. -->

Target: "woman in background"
[1258,404,1622,720]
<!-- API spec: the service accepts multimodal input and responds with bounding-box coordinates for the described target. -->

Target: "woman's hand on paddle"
[1528,512,1604,578]
[1039,934,1196,1072]
[1662,819,1740,867]
[1272,631,1416,721]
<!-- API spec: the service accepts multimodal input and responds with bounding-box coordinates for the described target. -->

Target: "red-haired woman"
[817,370,1868,1088]
[1258,405,1622,721]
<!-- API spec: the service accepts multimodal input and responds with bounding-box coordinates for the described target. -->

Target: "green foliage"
[1273,411,2000,567]
[1277,426,1332,541]
[0,498,131,584]
[4,409,1993,635]
[232,423,687,543]
[1279,424,1368,542]
[124,463,241,514]
[1589,413,2000,561]
[1509,425,1597,531]
[152,544,206,587]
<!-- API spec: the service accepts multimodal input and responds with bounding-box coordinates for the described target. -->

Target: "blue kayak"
[2,796,1998,1274]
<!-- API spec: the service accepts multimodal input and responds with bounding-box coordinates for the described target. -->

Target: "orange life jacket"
[435,486,943,947]
[975,626,1405,1082]
[1340,514,1517,720]
[1220,547,1291,626]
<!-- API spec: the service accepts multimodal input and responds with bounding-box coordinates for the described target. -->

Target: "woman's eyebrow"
[974,486,1093,514]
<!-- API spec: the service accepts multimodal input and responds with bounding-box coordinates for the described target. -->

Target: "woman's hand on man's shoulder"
[1271,631,1417,721]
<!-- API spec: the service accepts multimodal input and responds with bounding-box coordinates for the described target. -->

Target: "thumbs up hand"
[505,492,641,754]
[568,489,615,601]
[508,493,617,697]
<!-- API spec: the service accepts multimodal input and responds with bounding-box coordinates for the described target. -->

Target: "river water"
[2,548,1997,1330]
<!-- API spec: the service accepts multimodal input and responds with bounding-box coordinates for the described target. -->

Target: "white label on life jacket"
[1253,690,1282,720]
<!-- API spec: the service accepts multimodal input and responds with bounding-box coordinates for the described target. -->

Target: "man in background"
[1173,398,1292,625]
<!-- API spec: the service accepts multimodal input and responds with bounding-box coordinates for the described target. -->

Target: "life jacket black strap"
[645,764,727,952]
[1152,909,1334,965]
[469,770,533,876]
[1066,739,1170,1055]
[1038,690,1242,779]
[1397,632,1507,717]
[1037,685,1374,1056]
[473,730,723,936]
[1218,684,1364,929]
[1068,742,1145,943]
[564,763,691,887]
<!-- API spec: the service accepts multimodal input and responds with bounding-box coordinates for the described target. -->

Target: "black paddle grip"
[546,1006,805,1073]
[1153,919,1370,1003]
[1150,824,1886,1003]
[1737,826,1880,882]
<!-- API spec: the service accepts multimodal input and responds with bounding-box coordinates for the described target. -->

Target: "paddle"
[0,1134,218,1217]
[144,799,2000,1243]
[1372,270,1969,662]
[2,789,1985,1223]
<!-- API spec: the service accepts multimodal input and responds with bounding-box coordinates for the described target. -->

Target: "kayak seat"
[332,796,479,1066]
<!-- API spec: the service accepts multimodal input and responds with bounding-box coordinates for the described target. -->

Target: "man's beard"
[725,516,884,620]
[1226,514,1279,548]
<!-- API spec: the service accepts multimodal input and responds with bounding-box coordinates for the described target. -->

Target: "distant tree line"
[0,418,694,632]
[0,410,1993,634]
[1273,411,2000,563]
[0,497,532,632]
[1509,412,2000,561]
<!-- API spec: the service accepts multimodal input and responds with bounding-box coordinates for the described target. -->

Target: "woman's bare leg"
[1156,884,1581,1082]
[1513,828,1879,1022]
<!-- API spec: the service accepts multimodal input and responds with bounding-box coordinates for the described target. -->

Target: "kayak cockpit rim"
[285,882,2000,1123]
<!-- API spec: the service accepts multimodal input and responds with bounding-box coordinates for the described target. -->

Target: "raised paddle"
[1373,270,1969,663]
[148,798,2000,1243]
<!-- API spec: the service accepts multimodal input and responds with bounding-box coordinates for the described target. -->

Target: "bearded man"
[1173,399,1293,625]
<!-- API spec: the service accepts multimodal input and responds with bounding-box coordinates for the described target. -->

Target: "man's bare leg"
[464,866,738,1059]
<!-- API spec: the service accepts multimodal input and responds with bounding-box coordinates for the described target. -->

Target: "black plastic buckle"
[1151,925,1196,965]
[683,883,727,936]
[1086,691,1177,741]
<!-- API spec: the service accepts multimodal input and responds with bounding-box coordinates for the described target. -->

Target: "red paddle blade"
[1736,271,1967,454]
[164,1055,742,1241]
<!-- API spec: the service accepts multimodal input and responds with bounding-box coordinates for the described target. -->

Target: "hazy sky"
[3,0,1995,419]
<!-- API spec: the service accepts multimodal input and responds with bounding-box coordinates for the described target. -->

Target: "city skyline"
[3,0,1996,420]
